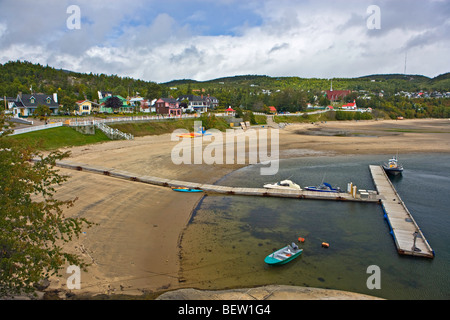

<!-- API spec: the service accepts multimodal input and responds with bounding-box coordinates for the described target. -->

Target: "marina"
[44,159,435,259]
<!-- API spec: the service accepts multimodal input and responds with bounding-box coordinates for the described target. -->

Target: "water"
[180,153,450,300]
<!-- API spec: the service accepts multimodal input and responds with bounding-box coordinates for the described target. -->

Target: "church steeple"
[330,80,333,92]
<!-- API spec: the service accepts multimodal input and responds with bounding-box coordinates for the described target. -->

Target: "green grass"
[254,115,267,125]
[109,117,230,137]
[7,126,111,151]
[274,111,336,123]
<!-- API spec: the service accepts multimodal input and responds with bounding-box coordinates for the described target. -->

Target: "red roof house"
[326,90,352,101]
[268,106,277,114]
[342,100,357,110]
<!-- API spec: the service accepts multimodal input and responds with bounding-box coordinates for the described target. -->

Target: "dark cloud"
[268,43,289,54]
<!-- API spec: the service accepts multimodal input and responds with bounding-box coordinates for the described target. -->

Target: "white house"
[177,94,219,113]
[341,100,357,110]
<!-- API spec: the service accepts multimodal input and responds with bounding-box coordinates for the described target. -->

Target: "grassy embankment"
[6,126,110,151]
[109,116,231,137]
[274,110,378,124]
[274,111,336,123]
[6,116,234,150]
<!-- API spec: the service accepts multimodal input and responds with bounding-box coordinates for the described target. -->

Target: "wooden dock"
[369,165,434,258]
[47,159,379,203]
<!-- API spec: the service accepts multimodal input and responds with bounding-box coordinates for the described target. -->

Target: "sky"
[0,0,449,83]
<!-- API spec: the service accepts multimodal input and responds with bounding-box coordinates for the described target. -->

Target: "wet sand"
[48,118,450,299]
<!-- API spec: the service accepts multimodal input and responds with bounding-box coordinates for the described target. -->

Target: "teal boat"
[264,243,303,265]
[172,187,203,193]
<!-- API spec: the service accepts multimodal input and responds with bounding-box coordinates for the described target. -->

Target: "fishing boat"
[264,243,303,265]
[383,156,403,175]
[304,182,341,193]
[172,187,203,193]
[263,179,301,190]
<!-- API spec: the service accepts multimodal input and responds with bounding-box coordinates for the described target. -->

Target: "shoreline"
[46,118,449,299]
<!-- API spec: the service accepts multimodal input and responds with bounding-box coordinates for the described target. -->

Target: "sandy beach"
[48,118,450,299]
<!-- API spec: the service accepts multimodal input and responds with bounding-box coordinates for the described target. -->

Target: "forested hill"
[1,60,449,119]
[0,60,165,102]
[2,61,449,101]
[163,73,450,93]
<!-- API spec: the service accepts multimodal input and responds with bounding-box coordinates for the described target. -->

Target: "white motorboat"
[263,180,302,190]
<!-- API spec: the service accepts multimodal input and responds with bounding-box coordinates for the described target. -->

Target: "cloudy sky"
[0,0,449,83]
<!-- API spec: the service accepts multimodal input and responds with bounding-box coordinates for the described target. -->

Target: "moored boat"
[264,243,303,265]
[304,182,341,193]
[263,179,301,190]
[172,187,203,193]
[383,156,403,175]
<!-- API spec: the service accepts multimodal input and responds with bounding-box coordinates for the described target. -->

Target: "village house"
[326,89,352,102]
[12,92,59,117]
[142,99,157,113]
[99,95,133,113]
[341,100,357,110]
[1,97,16,115]
[177,94,219,113]
[75,100,94,115]
[268,106,277,114]
[325,80,351,101]
[155,98,182,116]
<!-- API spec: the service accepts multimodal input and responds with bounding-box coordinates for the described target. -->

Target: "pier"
[48,160,379,203]
[369,165,434,258]
[40,159,433,258]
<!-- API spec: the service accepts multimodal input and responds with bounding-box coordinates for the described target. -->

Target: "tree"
[34,104,52,122]
[318,95,330,107]
[59,96,77,115]
[105,96,123,112]
[0,112,92,297]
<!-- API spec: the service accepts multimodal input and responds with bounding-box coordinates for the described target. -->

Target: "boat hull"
[264,185,301,191]
[304,187,339,193]
[264,247,303,265]
[172,188,203,193]
[263,180,301,191]
[304,182,340,193]
[383,167,403,175]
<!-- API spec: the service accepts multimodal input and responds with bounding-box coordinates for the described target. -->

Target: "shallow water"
[180,153,450,300]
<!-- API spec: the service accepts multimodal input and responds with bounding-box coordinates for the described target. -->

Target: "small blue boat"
[304,182,341,193]
[264,243,303,265]
[172,187,203,193]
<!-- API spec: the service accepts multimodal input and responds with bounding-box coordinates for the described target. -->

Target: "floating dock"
[48,160,379,203]
[369,165,434,258]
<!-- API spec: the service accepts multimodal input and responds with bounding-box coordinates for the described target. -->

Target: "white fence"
[67,112,239,127]
[8,122,63,136]
[95,122,134,140]
[4,112,249,136]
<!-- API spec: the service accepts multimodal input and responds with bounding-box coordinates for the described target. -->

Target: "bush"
[335,111,373,120]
